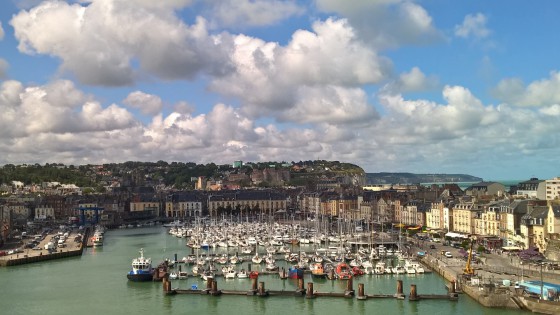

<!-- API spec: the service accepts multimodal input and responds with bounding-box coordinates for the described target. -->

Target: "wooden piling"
[295,277,306,296]
[257,281,269,297]
[357,283,367,300]
[409,284,419,301]
[210,279,222,296]
[344,277,355,298]
[306,282,315,299]
[395,280,405,299]
[247,275,258,295]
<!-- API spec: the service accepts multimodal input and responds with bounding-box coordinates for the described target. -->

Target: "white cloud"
[123,91,164,116]
[210,18,390,123]
[315,0,442,49]
[2,79,560,178]
[382,67,439,94]
[10,0,229,86]
[492,71,560,106]
[0,80,136,138]
[0,21,4,40]
[455,13,490,39]
[207,0,304,29]
[280,85,378,124]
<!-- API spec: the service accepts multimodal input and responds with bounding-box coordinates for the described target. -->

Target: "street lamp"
[538,259,544,300]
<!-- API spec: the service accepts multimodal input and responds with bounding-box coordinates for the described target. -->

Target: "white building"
[545,177,560,200]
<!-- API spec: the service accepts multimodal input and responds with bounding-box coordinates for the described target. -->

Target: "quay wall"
[0,247,83,267]
[419,255,520,310]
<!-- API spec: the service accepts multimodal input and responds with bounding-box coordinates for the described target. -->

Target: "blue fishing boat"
[288,265,304,279]
[127,248,154,282]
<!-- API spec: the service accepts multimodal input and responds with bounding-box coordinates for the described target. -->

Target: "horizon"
[1,1,559,180]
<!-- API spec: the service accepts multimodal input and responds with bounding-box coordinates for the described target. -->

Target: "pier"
[163,273,460,303]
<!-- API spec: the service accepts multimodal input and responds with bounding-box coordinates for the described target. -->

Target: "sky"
[0,0,560,180]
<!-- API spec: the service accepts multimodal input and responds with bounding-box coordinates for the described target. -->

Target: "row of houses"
[3,179,560,255]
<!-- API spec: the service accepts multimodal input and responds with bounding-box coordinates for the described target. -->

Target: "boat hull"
[127,272,154,282]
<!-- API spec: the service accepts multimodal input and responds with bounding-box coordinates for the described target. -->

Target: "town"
[0,160,559,264]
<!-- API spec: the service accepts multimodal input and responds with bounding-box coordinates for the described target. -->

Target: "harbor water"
[0,226,527,315]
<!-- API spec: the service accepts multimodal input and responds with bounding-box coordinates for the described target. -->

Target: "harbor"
[0,224,532,315]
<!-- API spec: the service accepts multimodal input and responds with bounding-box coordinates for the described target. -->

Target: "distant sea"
[421,179,523,190]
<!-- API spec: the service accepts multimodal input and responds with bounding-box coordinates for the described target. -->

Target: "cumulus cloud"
[123,91,164,116]
[210,18,390,123]
[455,13,491,39]
[10,0,230,86]
[382,67,439,94]
[315,0,443,49]
[492,71,560,106]
[207,0,304,29]
[0,80,136,138]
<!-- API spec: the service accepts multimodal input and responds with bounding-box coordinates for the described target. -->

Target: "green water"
[0,226,527,315]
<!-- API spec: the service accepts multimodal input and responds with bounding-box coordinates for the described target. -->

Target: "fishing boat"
[126,248,154,282]
[310,262,327,279]
[288,265,304,279]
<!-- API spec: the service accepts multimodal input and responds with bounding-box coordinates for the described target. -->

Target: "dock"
[163,274,459,303]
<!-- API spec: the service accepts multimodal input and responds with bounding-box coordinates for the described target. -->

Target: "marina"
[0,224,529,315]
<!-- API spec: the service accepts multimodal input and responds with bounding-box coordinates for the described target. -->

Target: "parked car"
[429,244,436,249]
[444,251,453,258]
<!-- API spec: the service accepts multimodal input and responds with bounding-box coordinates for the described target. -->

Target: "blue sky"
[1,0,560,180]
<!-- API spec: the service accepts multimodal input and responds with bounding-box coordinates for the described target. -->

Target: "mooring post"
[211,278,221,296]
[395,279,405,299]
[344,277,355,297]
[409,284,419,301]
[162,276,168,293]
[257,281,268,297]
[247,274,258,295]
[162,274,172,293]
[206,278,213,291]
[357,283,367,300]
[295,277,305,296]
[306,282,315,299]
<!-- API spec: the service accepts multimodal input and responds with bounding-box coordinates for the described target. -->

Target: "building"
[129,195,161,217]
[165,193,203,218]
[547,205,560,237]
[465,182,506,198]
[207,190,287,218]
[34,205,55,220]
[514,178,546,199]
[545,177,560,200]
[520,206,548,251]
[451,202,476,235]
[426,201,446,230]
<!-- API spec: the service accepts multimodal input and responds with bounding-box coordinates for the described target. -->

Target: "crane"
[464,239,475,276]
